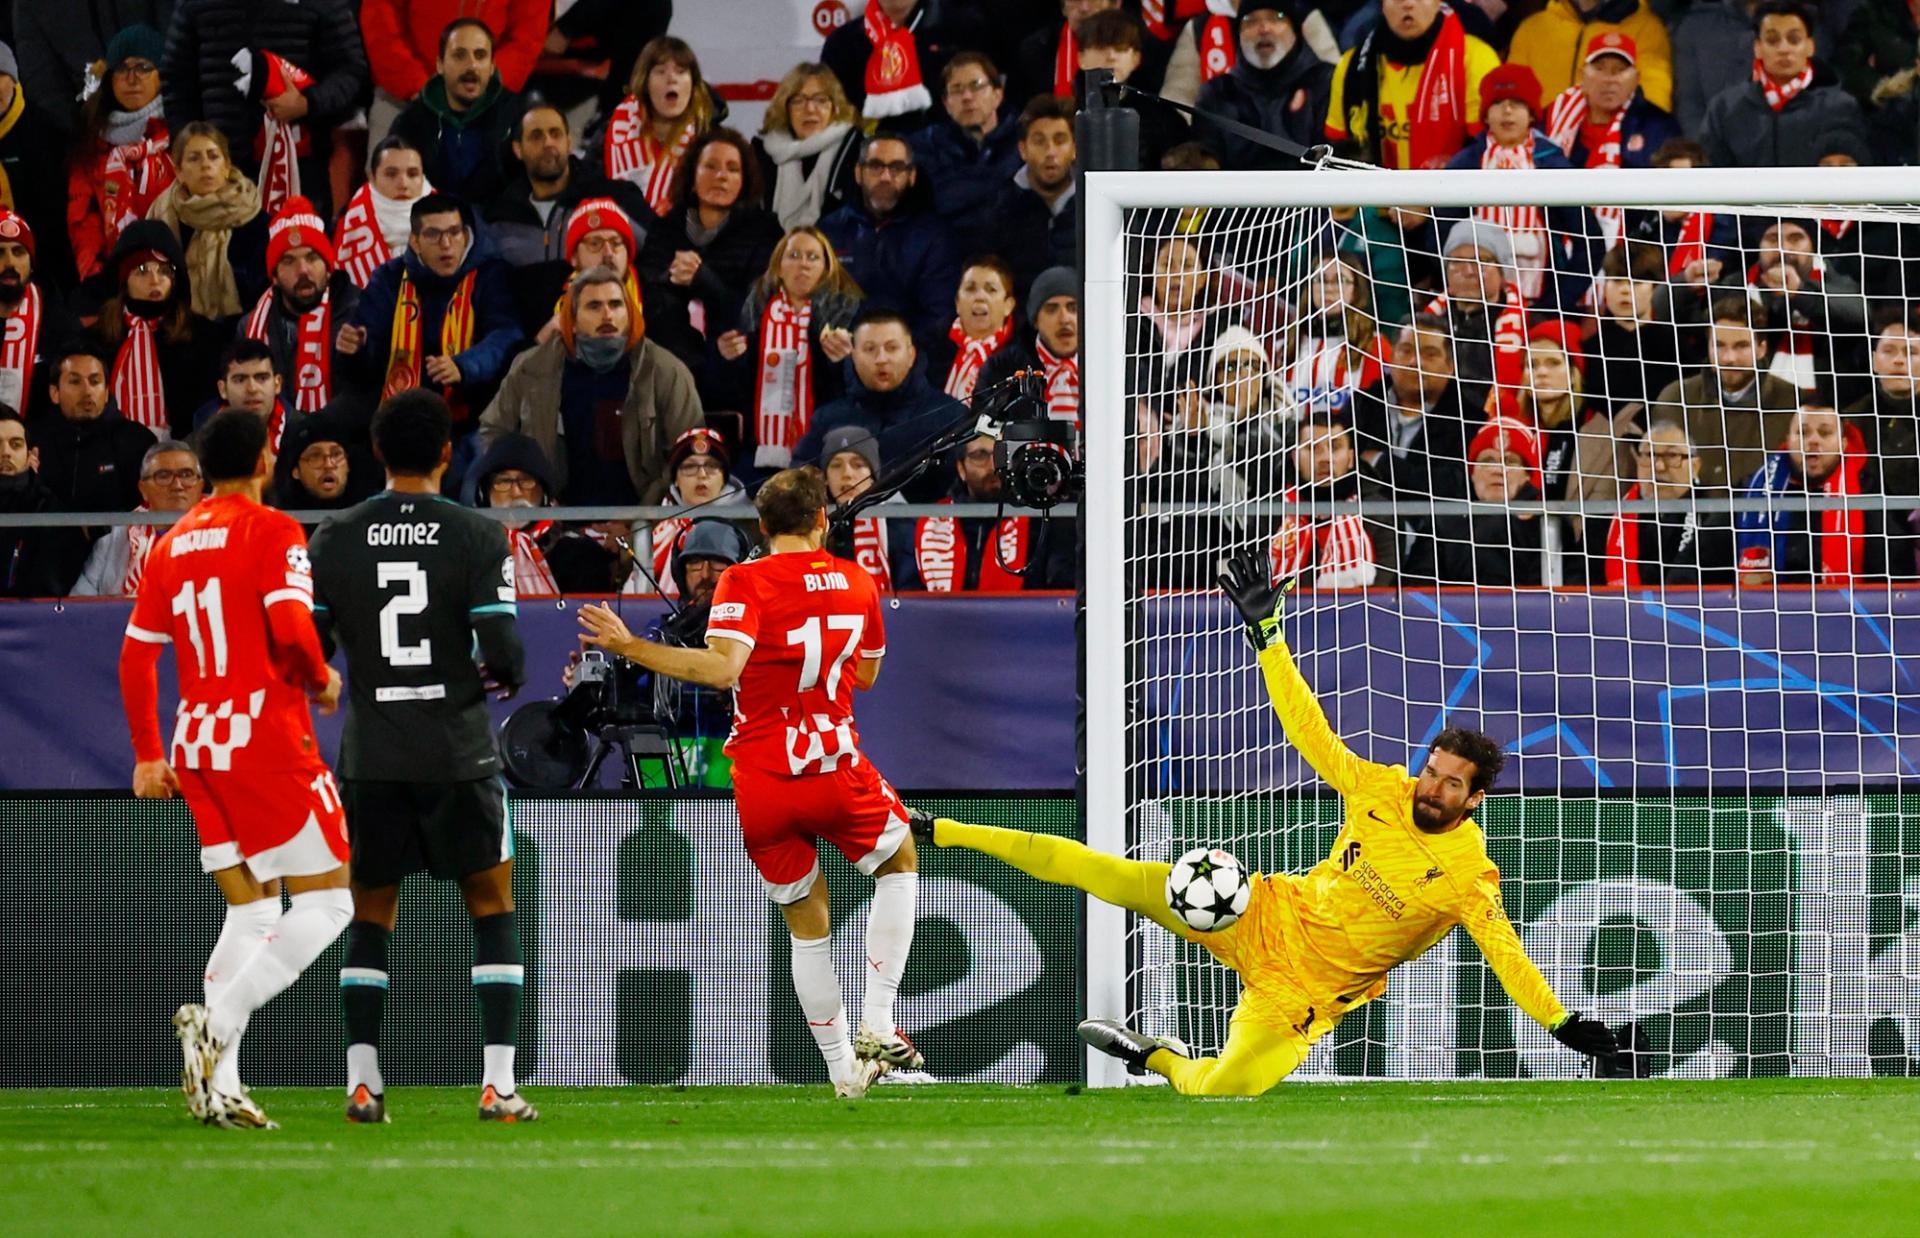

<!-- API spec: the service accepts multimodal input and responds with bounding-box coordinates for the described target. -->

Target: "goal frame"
[1080,163,1920,1087]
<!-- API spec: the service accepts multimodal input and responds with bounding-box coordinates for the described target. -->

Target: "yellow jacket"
[1507,0,1674,111]
[1242,638,1569,1030]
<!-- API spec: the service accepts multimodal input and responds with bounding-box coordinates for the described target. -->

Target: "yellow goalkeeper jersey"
[1222,639,1568,1032]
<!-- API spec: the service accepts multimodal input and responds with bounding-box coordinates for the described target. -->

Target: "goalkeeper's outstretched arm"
[1461,875,1622,1067]
[1218,549,1363,796]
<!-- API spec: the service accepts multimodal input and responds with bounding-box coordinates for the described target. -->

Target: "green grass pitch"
[6,1080,1918,1235]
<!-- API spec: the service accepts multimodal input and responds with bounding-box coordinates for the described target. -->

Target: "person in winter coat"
[333,136,433,290]
[636,128,784,386]
[1282,253,1390,419]
[14,0,173,138]
[1669,0,1840,138]
[269,409,374,512]
[821,424,919,591]
[818,132,963,376]
[970,94,1079,301]
[1539,32,1678,174]
[1194,2,1335,171]
[1432,417,1548,587]
[28,338,157,513]
[0,405,83,596]
[1698,0,1867,169]
[1349,316,1473,580]
[1581,240,1679,418]
[360,0,549,148]
[752,63,862,231]
[1595,419,1736,586]
[142,121,267,325]
[159,0,366,218]
[388,18,522,206]
[1507,0,1673,111]
[634,426,754,602]
[484,102,647,271]
[1129,234,1243,424]
[1269,409,1399,589]
[791,308,969,502]
[0,40,80,291]
[478,266,703,505]
[979,265,1080,429]
[1647,293,1803,492]
[67,24,174,284]
[940,257,1020,405]
[716,226,864,471]
[335,192,523,429]
[907,52,1023,234]
[78,219,225,439]
[0,210,69,420]
[238,196,361,428]
[1737,405,1888,586]
[466,428,596,597]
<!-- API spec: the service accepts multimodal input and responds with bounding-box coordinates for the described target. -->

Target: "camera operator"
[912,430,1076,591]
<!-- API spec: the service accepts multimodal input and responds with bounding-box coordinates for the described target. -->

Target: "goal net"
[1081,164,1920,1085]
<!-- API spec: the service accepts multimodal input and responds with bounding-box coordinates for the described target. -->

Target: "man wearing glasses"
[819,134,961,369]
[909,53,1021,232]
[73,439,205,596]
[1598,420,1734,586]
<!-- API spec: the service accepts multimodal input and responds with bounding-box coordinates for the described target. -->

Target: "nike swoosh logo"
[1367,809,1392,825]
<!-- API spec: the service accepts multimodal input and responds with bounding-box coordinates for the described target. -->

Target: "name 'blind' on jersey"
[308,492,522,782]
[704,551,887,778]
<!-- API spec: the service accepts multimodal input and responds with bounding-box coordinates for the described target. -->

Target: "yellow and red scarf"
[385,269,477,413]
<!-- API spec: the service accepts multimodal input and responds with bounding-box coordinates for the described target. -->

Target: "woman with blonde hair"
[753,63,861,230]
[718,226,864,471]
[143,122,267,324]
[604,36,715,218]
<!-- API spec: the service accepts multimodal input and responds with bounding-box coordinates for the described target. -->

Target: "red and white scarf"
[1269,487,1377,588]
[1425,286,1529,394]
[1198,4,1237,83]
[1406,7,1470,170]
[1756,57,1814,112]
[1037,341,1080,426]
[508,523,559,598]
[861,4,933,119]
[605,98,697,215]
[1475,139,1550,299]
[334,182,431,288]
[1602,482,1651,586]
[101,122,175,249]
[1668,210,1715,275]
[1284,330,1388,412]
[1545,85,1626,242]
[944,314,1013,401]
[123,504,159,596]
[242,288,332,412]
[852,515,893,590]
[753,290,814,470]
[915,506,1030,592]
[1053,20,1081,96]
[645,516,687,598]
[112,312,167,432]
[251,52,314,216]
[0,282,42,412]
[1141,0,1207,41]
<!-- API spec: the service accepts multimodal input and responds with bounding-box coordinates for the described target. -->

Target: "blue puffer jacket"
[346,205,526,394]
[818,199,962,373]
[791,357,967,503]
[908,110,1023,229]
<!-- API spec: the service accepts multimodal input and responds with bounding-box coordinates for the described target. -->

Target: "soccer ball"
[1166,846,1251,932]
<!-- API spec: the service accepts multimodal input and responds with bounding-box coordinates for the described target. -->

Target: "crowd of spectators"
[0,0,1914,601]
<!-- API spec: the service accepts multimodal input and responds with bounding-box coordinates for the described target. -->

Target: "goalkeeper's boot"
[906,807,940,845]
[1078,1019,1190,1077]
[854,1023,926,1070]
[345,1083,389,1124]
[833,1057,886,1100]
[207,1086,278,1131]
[478,1084,540,1123]
[171,1002,218,1121]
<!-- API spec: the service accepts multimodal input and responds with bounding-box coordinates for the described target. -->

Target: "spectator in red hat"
[142,121,269,325]
[480,265,704,505]
[1542,31,1680,187]
[67,24,176,285]
[1429,416,1547,587]
[238,196,360,424]
[1508,0,1674,111]
[639,426,750,600]
[0,209,66,418]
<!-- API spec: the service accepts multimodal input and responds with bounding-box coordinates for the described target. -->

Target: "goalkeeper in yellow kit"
[907,549,1623,1095]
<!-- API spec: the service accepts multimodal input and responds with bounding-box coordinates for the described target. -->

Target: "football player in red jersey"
[578,466,922,1096]
[118,410,353,1129]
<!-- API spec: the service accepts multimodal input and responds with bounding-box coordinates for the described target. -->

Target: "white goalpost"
[1082,164,1920,1087]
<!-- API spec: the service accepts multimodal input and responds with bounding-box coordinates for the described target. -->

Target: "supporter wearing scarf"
[1755,56,1813,112]
[1037,340,1080,426]
[236,50,313,215]
[146,169,262,321]
[851,515,894,590]
[0,208,40,413]
[1269,486,1377,588]
[754,289,813,469]
[1600,481,1705,587]
[1735,415,1868,584]
[508,522,560,597]
[944,313,1013,401]
[95,104,175,263]
[915,504,1031,592]
[605,104,696,215]
[1668,210,1714,276]
[860,2,933,120]
[1337,2,1471,169]
[243,197,336,412]
[122,509,160,595]
[385,270,477,404]
[1424,285,1528,394]
[114,306,167,433]
[335,175,432,288]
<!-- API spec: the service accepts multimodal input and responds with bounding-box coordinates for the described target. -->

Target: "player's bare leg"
[854,832,925,1071]
[176,866,282,1122]
[781,873,883,1098]
[341,881,399,1124]
[911,811,1192,937]
[199,864,354,1128]
[462,860,537,1122]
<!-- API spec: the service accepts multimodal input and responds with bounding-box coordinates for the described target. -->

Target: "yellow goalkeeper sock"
[933,819,1185,935]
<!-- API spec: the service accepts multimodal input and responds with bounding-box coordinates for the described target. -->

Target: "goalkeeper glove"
[1551,1012,1623,1072]
[1217,548,1296,652]
[1596,1020,1653,1079]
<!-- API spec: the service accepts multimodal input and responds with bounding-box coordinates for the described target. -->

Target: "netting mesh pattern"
[1113,187,1920,1079]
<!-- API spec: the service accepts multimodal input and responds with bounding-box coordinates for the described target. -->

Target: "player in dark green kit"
[308,390,532,1124]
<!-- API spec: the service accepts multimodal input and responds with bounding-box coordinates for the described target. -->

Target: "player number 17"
[786,614,864,694]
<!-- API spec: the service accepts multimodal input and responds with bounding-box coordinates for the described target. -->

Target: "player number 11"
[170,577,229,677]
[785,614,864,694]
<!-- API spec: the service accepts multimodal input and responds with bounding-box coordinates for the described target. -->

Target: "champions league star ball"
[1166,847,1251,932]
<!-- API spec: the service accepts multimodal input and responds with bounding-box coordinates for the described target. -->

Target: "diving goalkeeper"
[909,549,1623,1095]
